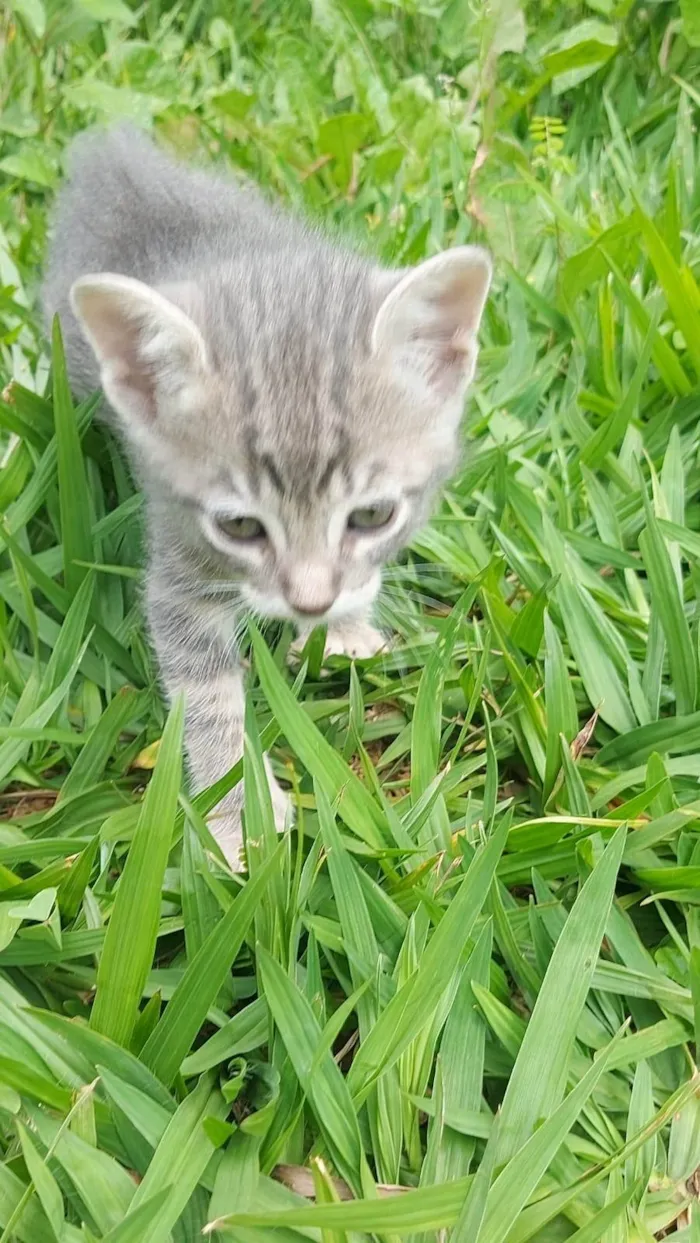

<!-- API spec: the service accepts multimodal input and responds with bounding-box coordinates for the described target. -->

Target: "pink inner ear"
[407,311,473,393]
[71,275,209,427]
[372,248,491,397]
[418,260,490,343]
[405,271,485,395]
[108,351,159,420]
[86,300,161,419]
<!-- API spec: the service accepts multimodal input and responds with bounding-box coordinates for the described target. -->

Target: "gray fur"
[43,125,491,868]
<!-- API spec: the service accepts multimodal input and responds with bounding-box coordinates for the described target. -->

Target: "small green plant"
[529,114,575,177]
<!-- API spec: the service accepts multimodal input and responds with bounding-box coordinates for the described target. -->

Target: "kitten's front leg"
[147,584,291,871]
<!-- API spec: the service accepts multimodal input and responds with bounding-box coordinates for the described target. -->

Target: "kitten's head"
[70,245,491,623]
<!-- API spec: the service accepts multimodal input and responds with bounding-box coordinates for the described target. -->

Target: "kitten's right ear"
[70,273,208,427]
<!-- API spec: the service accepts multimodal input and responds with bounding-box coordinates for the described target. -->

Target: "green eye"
[215,515,266,542]
[347,503,396,531]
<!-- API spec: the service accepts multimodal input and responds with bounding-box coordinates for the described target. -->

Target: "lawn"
[1,0,700,1239]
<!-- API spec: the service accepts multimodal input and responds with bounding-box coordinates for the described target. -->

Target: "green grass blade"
[493,826,627,1163]
[543,608,578,799]
[51,316,94,595]
[58,687,147,802]
[436,920,493,1183]
[90,695,184,1046]
[16,1121,64,1242]
[640,516,697,716]
[127,1073,228,1242]
[634,200,700,377]
[257,945,368,1191]
[565,1183,638,1243]
[209,1175,473,1235]
[100,1192,173,1243]
[478,1028,624,1243]
[347,814,509,1101]
[250,623,388,849]
[140,846,282,1085]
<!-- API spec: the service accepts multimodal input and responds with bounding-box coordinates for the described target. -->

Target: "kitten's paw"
[290,621,388,665]
[264,755,295,833]
[206,761,292,873]
[323,621,388,661]
[207,810,246,873]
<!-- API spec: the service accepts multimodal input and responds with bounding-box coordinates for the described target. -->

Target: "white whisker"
[194,582,244,599]
[383,566,452,578]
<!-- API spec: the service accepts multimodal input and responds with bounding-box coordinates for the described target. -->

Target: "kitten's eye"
[347,503,396,531]
[215,515,266,542]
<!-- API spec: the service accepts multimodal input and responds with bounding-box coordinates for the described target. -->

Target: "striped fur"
[43,126,491,868]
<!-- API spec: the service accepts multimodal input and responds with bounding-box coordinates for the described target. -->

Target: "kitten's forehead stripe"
[259,453,285,496]
[316,452,344,495]
[239,364,258,419]
[330,357,353,421]
[241,425,262,493]
[246,421,355,501]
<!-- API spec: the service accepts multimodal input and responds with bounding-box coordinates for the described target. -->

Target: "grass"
[1,0,700,1238]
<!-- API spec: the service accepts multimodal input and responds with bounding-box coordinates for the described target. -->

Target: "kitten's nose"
[282,563,338,618]
[293,599,336,618]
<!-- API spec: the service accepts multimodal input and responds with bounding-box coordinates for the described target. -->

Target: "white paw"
[323,621,388,660]
[207,809,246,873]
[290,621,388,664]
[264,755,294,833]
[205,758,293,874]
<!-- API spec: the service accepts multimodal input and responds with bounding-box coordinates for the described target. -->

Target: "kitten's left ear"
[371,246,492,400]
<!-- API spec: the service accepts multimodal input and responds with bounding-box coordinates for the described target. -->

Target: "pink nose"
[291,597,335,617]
[282,564,337,617]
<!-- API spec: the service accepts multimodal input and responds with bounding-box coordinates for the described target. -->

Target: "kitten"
[43,126,491,870]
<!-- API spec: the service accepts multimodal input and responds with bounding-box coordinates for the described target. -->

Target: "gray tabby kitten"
[43,126,491,869]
